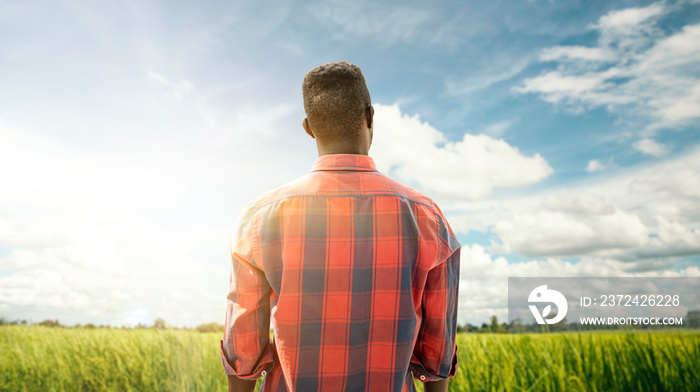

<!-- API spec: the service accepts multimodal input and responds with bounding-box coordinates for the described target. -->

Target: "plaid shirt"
[220,154,460,392]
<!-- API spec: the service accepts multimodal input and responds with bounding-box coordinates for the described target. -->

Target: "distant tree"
[153,318,167,329]
[85,323,96,329]
[37,319,62,327]
[509,317,525,334]
[480,323,489,333]
[196,322,225,333]
[0,317,24,326]
[465,323,479,332]
[490,315,500,333]
[687,310,700,328]
[550,316,569,332]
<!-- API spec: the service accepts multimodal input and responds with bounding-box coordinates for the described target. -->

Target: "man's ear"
[303,118,315,139]
[366,106,374,129]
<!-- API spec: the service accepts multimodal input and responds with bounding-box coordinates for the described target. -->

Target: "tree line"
[0,316,225,333]
[4,310,699,334]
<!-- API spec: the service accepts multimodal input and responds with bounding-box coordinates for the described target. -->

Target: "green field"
[1,326,699,391]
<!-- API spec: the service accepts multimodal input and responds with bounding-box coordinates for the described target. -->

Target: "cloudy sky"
[1,0,699,327]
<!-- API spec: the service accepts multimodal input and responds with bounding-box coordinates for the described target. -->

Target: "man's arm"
[409,246,460,384]
[410,209,460,386]
[424,379,449,392]
[220,208,274,383]
[228,375,256,392]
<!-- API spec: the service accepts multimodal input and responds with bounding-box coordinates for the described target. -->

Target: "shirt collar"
[310,154,378,172]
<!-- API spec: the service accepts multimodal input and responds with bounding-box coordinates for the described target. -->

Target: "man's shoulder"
[378,173,439,209]
[242,170,441,214]
[379,176,460,251]
[241,173,316,211]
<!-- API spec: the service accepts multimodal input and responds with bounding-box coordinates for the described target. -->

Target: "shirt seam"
[435,205,442,267]
[250,192,434,211]
[311,166,378,172]
[252,211,261,270]
[250,212,274,381]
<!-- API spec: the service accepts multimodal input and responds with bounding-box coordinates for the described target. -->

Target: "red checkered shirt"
[221,154,460,392]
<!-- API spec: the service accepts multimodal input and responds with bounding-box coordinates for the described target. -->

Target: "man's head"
[302,61,374,156]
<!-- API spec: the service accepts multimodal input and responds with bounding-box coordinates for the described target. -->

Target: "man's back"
[221,154,460,392]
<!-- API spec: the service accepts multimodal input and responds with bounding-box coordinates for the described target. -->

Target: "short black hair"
[302,61,371,142]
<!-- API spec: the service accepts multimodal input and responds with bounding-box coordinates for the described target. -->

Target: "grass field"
[1,326,699,391]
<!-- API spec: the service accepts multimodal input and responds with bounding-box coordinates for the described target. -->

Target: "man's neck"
[316,141,369,156]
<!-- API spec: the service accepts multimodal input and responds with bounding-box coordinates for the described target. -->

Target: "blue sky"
[1,0,699,327]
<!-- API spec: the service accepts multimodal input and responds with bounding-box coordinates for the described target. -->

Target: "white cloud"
[0,125,184,214]
[658,218,700,249]
[515,2,700,130]
[540,46,616,62]
[0,249,40,270]
[309,3,434,46]
[592,3,664,30]
[148,71,193,101]
[0,219,65,248]
[586,159,607,172]
[0,270,91,311]
[0,100,312,327]
[371,104,553,201]
[634,217,700,258]
[492,191,648,257]
[543,191,616,215]
[446,59,531,95]
[482,121,512,138]
[448,147,700,264]
[634,138,667,156]
[628,164,700,224]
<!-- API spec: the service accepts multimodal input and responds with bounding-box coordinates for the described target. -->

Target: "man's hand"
[228,375,256,392]
[424,378,449,392]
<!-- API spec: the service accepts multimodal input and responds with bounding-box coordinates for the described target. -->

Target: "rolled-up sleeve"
[410,209,460,382]
[220,206,274,380]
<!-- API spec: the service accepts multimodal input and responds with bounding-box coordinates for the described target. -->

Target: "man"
[221,61,460,392]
